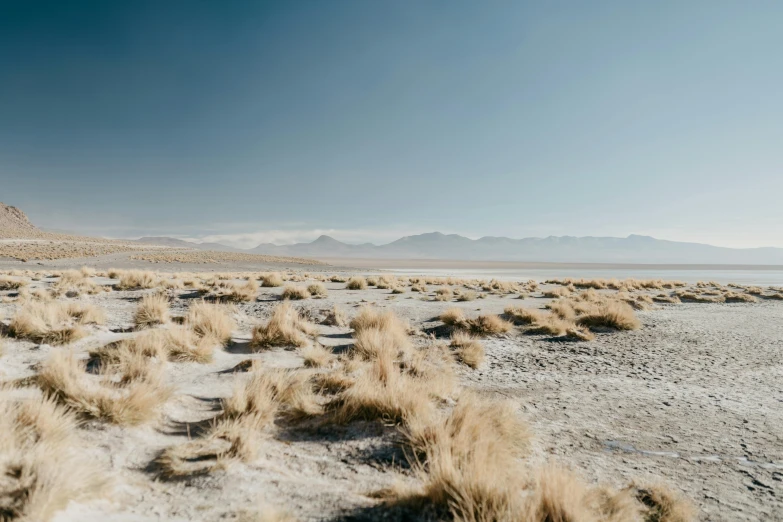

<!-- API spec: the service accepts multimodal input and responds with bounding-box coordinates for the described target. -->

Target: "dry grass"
[504,305,547,325]
[439,307,466,327]
[346,276,368,290]
[307,282,328,297]
[261,273,284,287]
[207,279,258,302]
[38,349,172,425]
[0,393,108,521]
[115,270,159,290]
[134,293,170,329]
[398,393,531,519]
[577,301,641,331]
[434,287,453,301]
[281,285,310,300]
[0,276,27,290]
[186,301,235,344]
[464,314,513,336]
[449,332,484,368]
[350,306,409,336]
[9,301,87,345]
[321,305,347,327]
[299,343,334,368]
[631,483,697,522]
[455,289,477,301]
[251,302,318,349]
[723,291,757,303]
[329,357,436,425]
[543,287,571,298]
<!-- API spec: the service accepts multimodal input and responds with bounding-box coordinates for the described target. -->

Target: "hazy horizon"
[2,1,782,248]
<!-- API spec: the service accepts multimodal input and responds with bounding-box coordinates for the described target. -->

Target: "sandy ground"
[1,267,781,521]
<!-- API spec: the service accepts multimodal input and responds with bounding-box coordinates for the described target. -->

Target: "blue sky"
[1,1,781,248]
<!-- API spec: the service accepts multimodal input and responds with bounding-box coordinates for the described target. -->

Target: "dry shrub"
[440,308,466,327]
[434,287,453,301]
[456,290,477,301]
[186,301,235,344]
[631,483,696,522]
[411,282,427,293]
[134,293,170,329]
[281,285,310,300]
[577,301,641,331]
[524,467,600,521]
[261,273,284,287]
[350,306,409,336]
[565,325,596,341]
[299,343,334,368]
[329,357,435,424]
[51,270,103,296]
[400,393,531,519]
[543,287,571,298]
[9,302,87,345]
[653,293,681,304]
[307,282,328,297]
[93,327,217,367]
[321,305,347,327]
[251,302,318,349]
[0,276,27,290]
[353,327,411,362]
[723,291,756,303]
[329,275,347,283]
[376,275,397,289]
[504,306,546,325]
[38,350,172,425]
[0,393,108,521]
[674,291,725,303]
[449,332,484,368]
[464,314,513,336]
[115,270,158,290]
[346,276,368,290]
[207,279,258,302]
[64,302,106,325]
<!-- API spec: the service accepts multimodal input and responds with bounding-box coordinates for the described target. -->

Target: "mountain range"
[133,232,783,265]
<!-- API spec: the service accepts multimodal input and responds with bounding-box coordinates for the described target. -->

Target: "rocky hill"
[0,202,46,239]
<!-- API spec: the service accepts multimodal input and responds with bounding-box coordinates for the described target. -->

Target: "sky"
[1,1,782,249]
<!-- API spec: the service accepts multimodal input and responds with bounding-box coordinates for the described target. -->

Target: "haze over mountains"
[135,232,783,265]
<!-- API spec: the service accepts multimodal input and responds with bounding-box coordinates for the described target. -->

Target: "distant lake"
[322,258,783,286]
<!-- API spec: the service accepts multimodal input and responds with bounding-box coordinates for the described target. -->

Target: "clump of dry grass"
[134,293,170,329]
[186,301,235,344]
[411,282,427,293]
[674,290,726,303]
[504,305,546,325]
[440,307,466,327]
[577,301,641,331]
[653,293,681,304]
[307,282,328,297]
[0,275,27,290]
[329,357,436,424]
[455,289,477,301]
[350,306,408,334]
[51,269,104,296]
[251,302,318,349]
[449,331,484,368]
[543,287,571,298]
[281,285,310,300]
[299,343,334,368]
[206,279,258,302]
[38,349,172,425]
[329,275,347,283]
[321,305,347,327]
[346,276,368,290]
[115,270,159,290]
[630,483,697,522]
[396,392,531,518]
[9,301,88,345]
[0,393,108,521]
[434,287,453,301]
[261,272,284,287]
[465,314,513,336]
[723,291,757,303]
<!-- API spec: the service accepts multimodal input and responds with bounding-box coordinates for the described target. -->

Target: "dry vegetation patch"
[251,302,318,349]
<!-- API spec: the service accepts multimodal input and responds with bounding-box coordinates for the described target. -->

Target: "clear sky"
[1,1,781,249]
